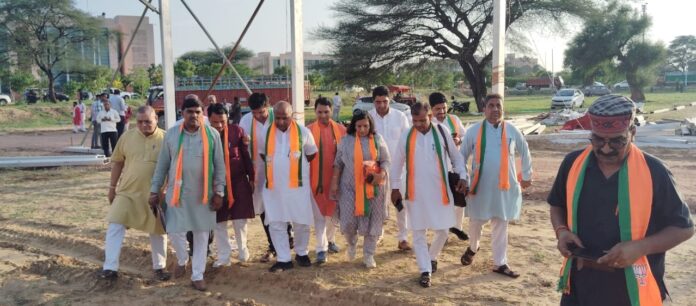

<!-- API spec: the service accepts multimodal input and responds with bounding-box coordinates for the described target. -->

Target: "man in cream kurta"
[391,102,468,287]
[99,106,169,282]
[261,102,318,272]
[429,92,469,241]
[150,97,226,291]
[460,94,533,278]
[367,85,412,251]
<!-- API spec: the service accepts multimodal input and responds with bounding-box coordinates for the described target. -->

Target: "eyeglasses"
[589,134,628,149]
[353,109,367,116]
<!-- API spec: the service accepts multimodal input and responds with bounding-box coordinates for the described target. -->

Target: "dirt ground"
[0,131,694,306]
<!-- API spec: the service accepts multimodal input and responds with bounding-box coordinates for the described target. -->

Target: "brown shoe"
[191,279,207,291]
[260,250,275,263]
[172,264,186,279]
[398,240,412,251]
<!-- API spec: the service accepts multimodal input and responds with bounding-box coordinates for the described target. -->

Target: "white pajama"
[468,217,509,266]
[313,205,338,253]
[454,206,465,231]
[344,231,379,256]
[270,222,309,262]
[169,231,209,281]
[412,229,448,273]
[103,223,166,271]
[214,220,248,266]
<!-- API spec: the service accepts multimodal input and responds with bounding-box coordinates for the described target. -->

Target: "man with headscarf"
[548,94,694,305]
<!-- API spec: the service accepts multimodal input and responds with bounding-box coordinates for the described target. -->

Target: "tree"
[316,0,595,111]
[125,67,151,96]
[668,35,696,86]
[564,2,665,102]
[178,45,254,67]
[273,65,291,76]
[147,64,162,85]
[0,0,102,102]
[174,59,196,78]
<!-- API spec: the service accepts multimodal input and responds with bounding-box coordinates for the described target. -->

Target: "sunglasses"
[589,134,628,150]
[353,109,367,116]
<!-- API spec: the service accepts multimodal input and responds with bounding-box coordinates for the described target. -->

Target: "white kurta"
[239,112,272,214]
[260,124,318,226]
[460,121,533,221]
[391,124,468,231]
[368,108,411,157]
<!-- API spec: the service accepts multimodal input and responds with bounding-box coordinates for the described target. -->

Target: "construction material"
[675,118,696,136]
[652,108,670,114]
[0,155,108,169]
[63,146,103,155]
[674,105,686,111]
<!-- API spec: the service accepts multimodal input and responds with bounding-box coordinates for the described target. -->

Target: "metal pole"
[204,0,265,100]
[159,0,176,128]
[110,1,150,85]
[180,0,252,95]
[491,0,506,98]
[290,0,305,125]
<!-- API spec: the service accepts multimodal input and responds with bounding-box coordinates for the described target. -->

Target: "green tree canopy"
[668,35,696,73]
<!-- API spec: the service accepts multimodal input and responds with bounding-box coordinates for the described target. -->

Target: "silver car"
[551,89,584,109]
[0,94,12,105]
[352,96,412,120]
[583,85,611,96]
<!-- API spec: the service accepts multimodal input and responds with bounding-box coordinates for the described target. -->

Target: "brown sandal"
[493,264,520,278]
[460,247,477,266]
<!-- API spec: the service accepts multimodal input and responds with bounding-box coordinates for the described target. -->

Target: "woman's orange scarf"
[353,134,379,216]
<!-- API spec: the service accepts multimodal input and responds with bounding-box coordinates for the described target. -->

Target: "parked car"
[0,94,12,105]
[43,92,70,102]
[614,80,630,90]
[551,89,584,109]
[352,96,412,120]
[583,84,611,96]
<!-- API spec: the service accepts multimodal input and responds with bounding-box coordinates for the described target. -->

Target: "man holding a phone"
[548,95,694,305]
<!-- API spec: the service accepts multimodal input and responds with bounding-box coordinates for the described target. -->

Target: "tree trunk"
[626,71,645,102]
[458,59,487,112]
[47,75,57,103]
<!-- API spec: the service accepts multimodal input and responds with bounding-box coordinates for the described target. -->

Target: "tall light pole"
[491,0,506,98]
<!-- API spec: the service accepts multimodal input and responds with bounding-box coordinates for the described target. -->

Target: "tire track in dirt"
[0,219,419,305]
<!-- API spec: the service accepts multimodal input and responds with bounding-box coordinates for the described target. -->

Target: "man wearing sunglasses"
[547,94,694,305]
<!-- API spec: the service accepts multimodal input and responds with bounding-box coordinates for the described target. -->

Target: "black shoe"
[154,269,171,281]
[98,269,118,280]
[295,254,311,267]
[449,227,469,241]
[419,272,431,288]
[269,261,294,272]
[289,237,295,250]
[431,260,438,273]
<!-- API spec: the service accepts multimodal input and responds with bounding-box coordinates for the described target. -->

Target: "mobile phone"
[568,243,603,261]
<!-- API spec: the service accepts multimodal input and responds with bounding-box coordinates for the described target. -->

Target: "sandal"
[419,272,431,288]
[460,247,478,266]
[493,264,520,278]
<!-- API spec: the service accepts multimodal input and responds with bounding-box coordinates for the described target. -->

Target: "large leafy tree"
[668,35,696,79]
[564,1,666,102]
[316,0,596,111]
[0,0,102,102]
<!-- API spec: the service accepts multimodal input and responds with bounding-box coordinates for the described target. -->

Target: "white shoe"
[347,244,356,261]
[230,238,238,251]
[238,247,249,262]
[363,255,377,268]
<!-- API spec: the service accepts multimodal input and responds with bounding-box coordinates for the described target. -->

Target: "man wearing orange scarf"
[261,101,318,272]
[548,95,694,306]
[460,94,533,278]
[150,96,226,291]
[307,97,346,264]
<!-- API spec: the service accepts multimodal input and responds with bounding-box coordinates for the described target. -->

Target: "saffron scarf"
[353,134,379,216]
[310,120,343,195]
[264,120,303,189]
[250,108,274,162]
[223,123,235,208]
[170,118,215,206]
[469,120,510,195]
[558,144,662,306]
[445,114,457,135]
[404,125,449,204]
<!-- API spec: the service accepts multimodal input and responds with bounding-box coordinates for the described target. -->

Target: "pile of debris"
[537,109,586,126]
[675,118,696,136]
[509,118,546,135]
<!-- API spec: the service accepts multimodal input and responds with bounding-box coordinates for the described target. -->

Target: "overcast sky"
[79,0,695,72]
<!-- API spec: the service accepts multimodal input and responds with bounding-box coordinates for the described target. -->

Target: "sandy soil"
[0,132,694,306]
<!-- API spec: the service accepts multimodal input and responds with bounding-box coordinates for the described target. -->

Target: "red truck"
[147,76,311,126]
[525,76,564,89]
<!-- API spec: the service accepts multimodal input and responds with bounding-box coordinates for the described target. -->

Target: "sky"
[79,0,696,72]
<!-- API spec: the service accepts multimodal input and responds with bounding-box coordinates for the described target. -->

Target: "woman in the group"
[330,109,390,268]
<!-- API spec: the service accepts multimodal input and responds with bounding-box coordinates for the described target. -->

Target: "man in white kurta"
[429,92,469,241]
[391,102,468,287]
[460,94,532,278]
[261,102,318,272]
[239,93,291,263]
[367,85,412,251]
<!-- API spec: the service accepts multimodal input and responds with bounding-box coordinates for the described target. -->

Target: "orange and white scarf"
[171,118,214,206]
[264,120,303,189]
[469,120,509,195]
[404,125,449,204]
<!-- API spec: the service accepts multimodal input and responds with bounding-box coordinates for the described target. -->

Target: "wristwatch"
[215,191,225,197]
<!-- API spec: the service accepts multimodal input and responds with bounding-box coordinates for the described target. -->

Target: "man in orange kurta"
[308,97,346,264]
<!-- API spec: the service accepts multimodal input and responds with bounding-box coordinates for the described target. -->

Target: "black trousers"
[100,132,118,157]
[260,212,293,254]
[116,116,125,140]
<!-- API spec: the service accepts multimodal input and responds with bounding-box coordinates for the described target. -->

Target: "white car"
[352,96,412,120]
[551,89,584,109]
[0,94,12,105]
[614,81,630,90]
